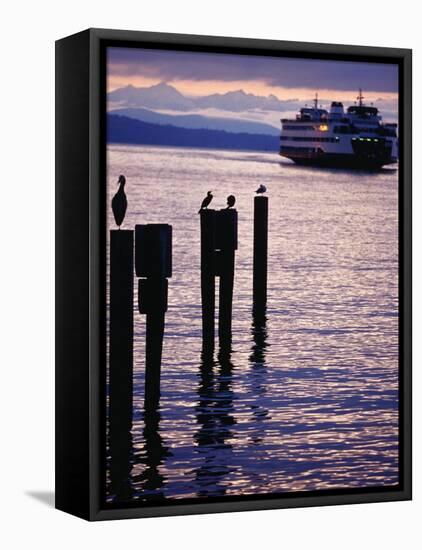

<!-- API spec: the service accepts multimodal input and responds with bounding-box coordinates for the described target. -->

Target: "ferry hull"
[281,152,397,169]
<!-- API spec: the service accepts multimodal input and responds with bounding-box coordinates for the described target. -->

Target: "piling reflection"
[109,407,134,502]
[250,309,269,366]
[194,351,236,497]
[133,408,171,501]
[248,309,270,441]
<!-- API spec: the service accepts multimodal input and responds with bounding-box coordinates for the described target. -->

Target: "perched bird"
[198,191,213,213]
[226,195,236,209]
[255,184,267,194]
[111,175,127,228]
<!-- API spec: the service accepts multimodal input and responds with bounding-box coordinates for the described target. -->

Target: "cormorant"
[226,195,236,208]
[255,184,267,194]
[112,175,127,228]
[198,191,213,213]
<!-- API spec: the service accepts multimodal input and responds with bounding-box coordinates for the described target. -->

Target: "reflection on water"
[109,424,133,502]
[249,311,271,441]
[106,145,399,503]
[133,410,171,501]
[194,351,236,497]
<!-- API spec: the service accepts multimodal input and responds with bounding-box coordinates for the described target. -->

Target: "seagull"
[255,184,267,194]
[226,195,236,209]
[198,191,213,213]
[111,175,127,228]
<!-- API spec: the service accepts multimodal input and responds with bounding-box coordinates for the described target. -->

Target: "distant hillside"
[109,107,280,136]
[107,114,279,152]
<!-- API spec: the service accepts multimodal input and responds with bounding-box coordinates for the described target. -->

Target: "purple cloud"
[107,47,399,93]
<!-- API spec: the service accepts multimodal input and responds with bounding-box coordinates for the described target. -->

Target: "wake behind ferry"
[280,90,398,168]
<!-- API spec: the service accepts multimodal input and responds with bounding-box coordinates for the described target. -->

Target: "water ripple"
[106,145,399,504]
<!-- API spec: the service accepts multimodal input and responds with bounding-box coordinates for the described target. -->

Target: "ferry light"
[318,124,329,131]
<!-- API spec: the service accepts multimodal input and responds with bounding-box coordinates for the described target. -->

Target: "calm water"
[106,144,399,503]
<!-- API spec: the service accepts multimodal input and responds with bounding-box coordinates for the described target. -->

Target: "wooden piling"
[218,247,235,349]
[200,210,216,355]
[136,224,172,411]
[109,230,134,500]
[139,279,167,412]
[216,209,238,350]
[109,229,134,432]
[253,196,268,313]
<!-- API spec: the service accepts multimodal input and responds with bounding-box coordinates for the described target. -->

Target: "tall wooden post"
[136,224,172,411]
[109,230,134,430]
[109,229,134,499]
[200,210,216,356]
[253,196,268,314]
[216,209,238,350]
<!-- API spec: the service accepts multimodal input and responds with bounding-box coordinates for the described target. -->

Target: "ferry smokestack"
[330,101,344,118]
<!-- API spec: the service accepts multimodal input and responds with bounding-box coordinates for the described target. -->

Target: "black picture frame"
[55,28,412,521]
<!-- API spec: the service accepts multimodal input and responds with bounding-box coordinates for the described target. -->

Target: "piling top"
[216,209,238,251]
[199,209,216,217]
[254,195,268,203]
[135,224,172,278]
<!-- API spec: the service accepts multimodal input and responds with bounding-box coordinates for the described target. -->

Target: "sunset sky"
[107,47,399,126]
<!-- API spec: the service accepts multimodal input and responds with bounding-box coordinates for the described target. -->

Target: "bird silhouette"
[226,195,236,208]
[112,175,127,228]
[255,184,267,194]
[198,191,213,213]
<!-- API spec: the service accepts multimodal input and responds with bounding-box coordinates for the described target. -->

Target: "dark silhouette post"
[109,229,134,500]
[109,229,134,427]
[216,209,238,350]
[200,210,217,356]
[253,195,268,314]
[136,224,172,411]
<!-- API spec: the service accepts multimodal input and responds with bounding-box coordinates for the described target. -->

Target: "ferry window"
[283,125,316,131]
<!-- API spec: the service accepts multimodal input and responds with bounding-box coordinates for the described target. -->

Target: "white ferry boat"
[280,90,398,168]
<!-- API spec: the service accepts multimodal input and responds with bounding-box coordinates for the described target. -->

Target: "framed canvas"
[55,28,412,521]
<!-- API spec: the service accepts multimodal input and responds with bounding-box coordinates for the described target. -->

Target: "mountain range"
[108,82,300,114]
[107,82,288,151]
